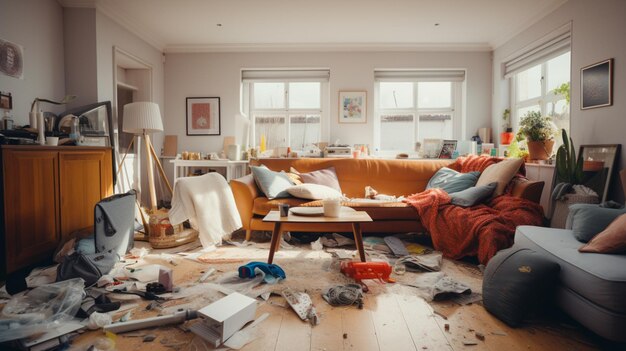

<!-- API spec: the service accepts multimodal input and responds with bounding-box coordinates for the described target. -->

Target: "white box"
[193,292,257,346]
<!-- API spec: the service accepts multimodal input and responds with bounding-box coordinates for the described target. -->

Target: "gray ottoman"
[513,226,626,342]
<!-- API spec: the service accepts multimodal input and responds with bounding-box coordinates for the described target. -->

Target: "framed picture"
[338,91,366,123]
[422,138,443,158]
[579,144,621,202]
[438,140,458,159]
[0,38,24,79]
[186,97,220,136]
[0,92,12,109]
[581,58,613,110]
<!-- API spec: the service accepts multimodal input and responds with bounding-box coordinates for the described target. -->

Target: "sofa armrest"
[511,179,544,204]
[230,174,260,230]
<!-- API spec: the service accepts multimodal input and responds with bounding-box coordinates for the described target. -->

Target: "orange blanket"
[405,189,543,264]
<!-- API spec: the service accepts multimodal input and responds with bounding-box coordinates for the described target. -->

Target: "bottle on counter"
[2,110,14,130]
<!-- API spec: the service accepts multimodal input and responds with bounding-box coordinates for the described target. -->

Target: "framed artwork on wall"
[0,38,24,79]
[338,91,366,123]
[186,97,220,136]
[581,58,613,110]
[0,92,12,109]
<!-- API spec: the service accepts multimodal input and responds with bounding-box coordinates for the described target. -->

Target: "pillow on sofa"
[450,182,497,207]
[483,247,561,327]
[476,158,523,197]
[287,183,342,200]
[250,166,294,199]
[426,167,480,194]
[294,167,342,193]
[566,204,626,242]
[579,214,626,253]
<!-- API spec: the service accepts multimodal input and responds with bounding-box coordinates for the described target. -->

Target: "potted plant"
[500,109,515,145]
[516,111,557,160]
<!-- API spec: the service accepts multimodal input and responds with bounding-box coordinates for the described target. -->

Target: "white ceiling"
[65,0,568,52]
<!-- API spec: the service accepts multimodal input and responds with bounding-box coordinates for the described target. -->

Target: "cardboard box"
[192,292,257,346]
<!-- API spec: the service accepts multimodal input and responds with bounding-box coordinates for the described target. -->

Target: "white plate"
[289,207,324,217]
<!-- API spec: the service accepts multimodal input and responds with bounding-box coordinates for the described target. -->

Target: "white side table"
[170,159,249,182]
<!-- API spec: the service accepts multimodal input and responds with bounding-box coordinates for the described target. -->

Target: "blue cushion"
[566,204,626,243]
[426,167,480,194]
[251,166,294,199]
[450,182,497,207]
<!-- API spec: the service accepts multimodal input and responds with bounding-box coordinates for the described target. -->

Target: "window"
[374,70,464,153]
[512,51,570,137]
[243,70,328,152]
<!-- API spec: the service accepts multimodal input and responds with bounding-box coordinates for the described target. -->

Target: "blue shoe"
[238,261,286,280]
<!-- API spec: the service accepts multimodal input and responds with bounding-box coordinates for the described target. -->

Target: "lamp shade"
[123,102,163,134]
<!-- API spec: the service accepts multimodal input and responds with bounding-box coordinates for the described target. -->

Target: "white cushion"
[286,183,342,200]
[476,158,523,196]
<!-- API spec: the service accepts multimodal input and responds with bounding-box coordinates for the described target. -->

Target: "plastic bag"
[0,278,85,342]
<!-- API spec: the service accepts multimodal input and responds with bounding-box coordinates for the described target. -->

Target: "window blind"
[374,69,465,82]
[241,69,330,82]
[503,22,571,78]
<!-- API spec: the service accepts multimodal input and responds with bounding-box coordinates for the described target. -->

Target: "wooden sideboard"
[0,145,113,277]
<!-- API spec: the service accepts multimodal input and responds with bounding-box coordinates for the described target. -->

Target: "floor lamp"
[119,102,173,216]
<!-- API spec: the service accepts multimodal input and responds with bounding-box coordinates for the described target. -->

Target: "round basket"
[148,211,198,249]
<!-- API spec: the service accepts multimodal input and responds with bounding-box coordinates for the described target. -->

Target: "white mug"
[46,136,59,146]
[323,198,342,217]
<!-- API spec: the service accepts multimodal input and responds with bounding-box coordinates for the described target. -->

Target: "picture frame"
[338,91,367,123]
[438,140,458,159]
[422,138,443,158]
[186,97,220,136]
[0,92,12,110]
[579,144,621,202]
[581,58,613,110]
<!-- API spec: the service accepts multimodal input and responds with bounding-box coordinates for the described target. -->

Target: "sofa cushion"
[514,225,626,314]
[579,214,626,253]
[250,166,294,199]
[483,247,560,327]
[426,167,479,194]
[450,182,497,207]
[287,183,342,200]
[476,158,523,196]
[566,204,626,242]
[252,197,310,216]
[295,167,342,193]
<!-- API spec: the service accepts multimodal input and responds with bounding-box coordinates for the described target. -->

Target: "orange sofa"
[231,158,544,240]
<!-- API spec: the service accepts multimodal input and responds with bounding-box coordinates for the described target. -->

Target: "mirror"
[579,144,621,202]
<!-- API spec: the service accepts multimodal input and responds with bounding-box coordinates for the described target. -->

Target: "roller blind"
[242,69,330,82]
[503,23,571,78]
[374,69,465,82]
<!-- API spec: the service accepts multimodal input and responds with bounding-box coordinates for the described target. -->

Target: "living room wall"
[0,0,66,124]
[164,50,492,154]
[492,0,626,202]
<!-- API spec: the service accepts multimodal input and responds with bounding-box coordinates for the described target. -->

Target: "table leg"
[352,222,366,262]
[268,222,282,264]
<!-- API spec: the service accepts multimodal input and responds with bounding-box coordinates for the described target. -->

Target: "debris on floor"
[282,288,319,325]
[405,272,471,302]
[395,252,443,272]
[340,261,395,284]
[322,284,364,308]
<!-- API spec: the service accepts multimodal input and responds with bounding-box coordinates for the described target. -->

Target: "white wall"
[63,7,98,108]
[492,0,626,201]
[0,0,65,125]
[164,51,492,154]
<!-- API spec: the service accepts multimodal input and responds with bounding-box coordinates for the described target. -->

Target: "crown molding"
[164,42,493,54]
[56,0,96,8]
[95,1,165,51]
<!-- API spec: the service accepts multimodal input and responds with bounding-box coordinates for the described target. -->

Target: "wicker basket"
[550,192,599,228]
[148,210,199,249]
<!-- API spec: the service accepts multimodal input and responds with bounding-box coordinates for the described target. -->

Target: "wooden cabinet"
[1,146,113,275]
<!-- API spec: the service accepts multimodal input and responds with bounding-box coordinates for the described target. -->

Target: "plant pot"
[527,140,555,160]
[500,132,515,145]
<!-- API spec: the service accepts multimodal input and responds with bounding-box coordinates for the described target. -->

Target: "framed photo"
[0,38,24,79]
[339,91,366,123]
[0,92,12,109]
[186,97,220,136]
[581,58,613,110]
[438,140,458,159]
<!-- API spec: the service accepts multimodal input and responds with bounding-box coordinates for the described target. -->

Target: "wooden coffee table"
[262,207,373,263]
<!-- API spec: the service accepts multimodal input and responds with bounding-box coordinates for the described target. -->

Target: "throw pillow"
[476,158,523,197]
[566,204,626,242]
[296,167,342,193]
[286,183,343,200]
[483,248,560,327]
[579,214,626,253]
[450,182,497,207]
[426,167,480,194]
[250,166,294,199]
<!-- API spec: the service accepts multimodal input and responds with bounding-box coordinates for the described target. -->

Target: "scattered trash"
[404,272,471,302]
[393,262,407,275]
[340,261,395,284]
[322,284,364,308]
[158,267,174,292]
[238,262,286,284]
[320,233,355,248]
[119,310,133,322]
[143,334,157,342]
[343,333,348,339]
[223,313,270,349]
[198,268,216,283]
[396,253,443,272]
[463,341,478,346]
[25,265,58,288]
[311,238,323,251]
[444,323,450,332]
[475,332,485,341]
[104,309,198,334]
[87,312,112,330]
[128,247,150,259]
[282,288,319,325]
[327,249,355,260]
[450,292,483,306]
[384,236,409,256]
[362,236,392,255]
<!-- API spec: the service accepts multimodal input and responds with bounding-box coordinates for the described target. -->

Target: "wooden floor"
[70,237,611,351]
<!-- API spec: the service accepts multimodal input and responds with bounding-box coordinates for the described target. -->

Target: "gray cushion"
[426,167,480,194]
[514,225,626,314]
[251,166,294,199]
[450,182,497,207]
[298,167,342,193]
[566,204,626,242]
